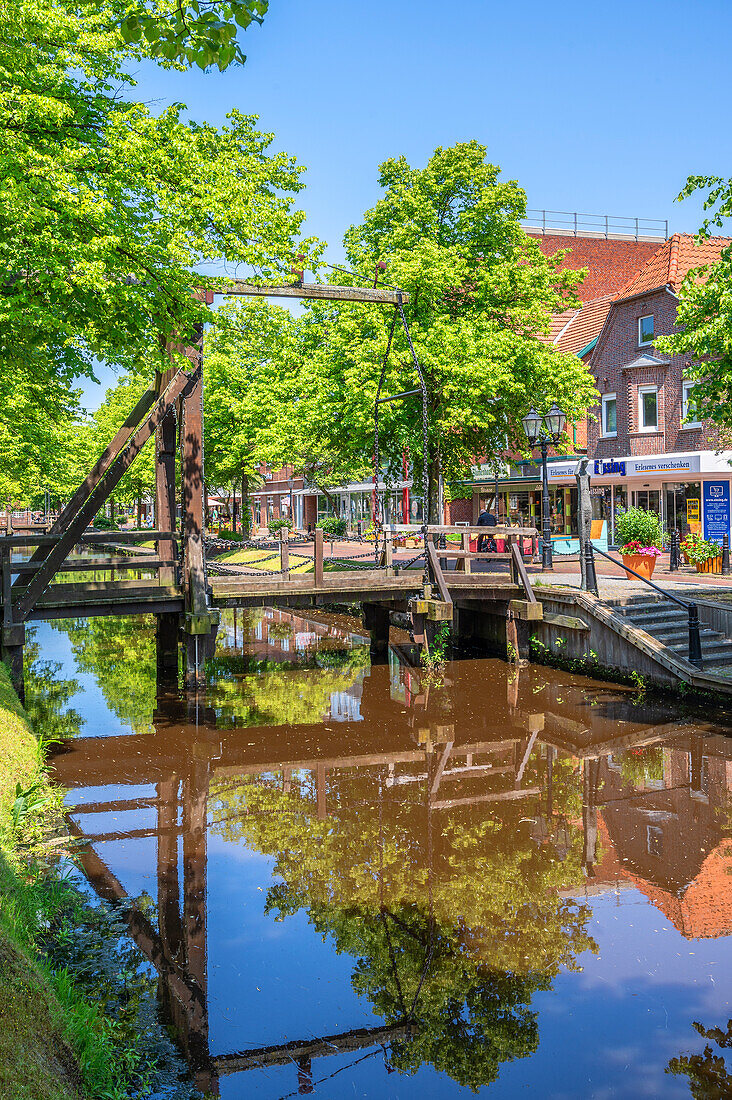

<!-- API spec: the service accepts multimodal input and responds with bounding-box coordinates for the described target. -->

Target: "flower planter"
[622,553,658,581]
[695,555,723,574]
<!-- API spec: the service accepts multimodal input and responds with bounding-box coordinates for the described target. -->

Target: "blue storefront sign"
[703,481,731,542]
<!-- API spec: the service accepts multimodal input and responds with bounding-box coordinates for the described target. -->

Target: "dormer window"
[638,315,654,346]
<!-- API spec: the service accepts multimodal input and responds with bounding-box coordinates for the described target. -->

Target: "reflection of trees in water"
[53,615,157,735]
[209,765,596,1091]
[23,629,84,741]
[206,647,369,728]
[668,1019,732,1097]
[617,745,664,789]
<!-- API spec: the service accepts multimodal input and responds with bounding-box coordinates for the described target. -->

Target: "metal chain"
[374,308,399,564]
[396,296,430,586]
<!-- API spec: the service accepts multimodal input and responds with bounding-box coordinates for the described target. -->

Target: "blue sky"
[82,0,732,407]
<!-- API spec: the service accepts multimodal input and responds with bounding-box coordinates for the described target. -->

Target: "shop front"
[546,451,732,548]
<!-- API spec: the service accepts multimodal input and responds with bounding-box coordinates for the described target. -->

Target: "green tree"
[658,176,732,433]
[0,0,318,505]
[250,142,597,517]
[668,1019,732,1099]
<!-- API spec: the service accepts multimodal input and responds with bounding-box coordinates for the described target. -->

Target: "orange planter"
[695,555,723,574]
[622,553,658,581]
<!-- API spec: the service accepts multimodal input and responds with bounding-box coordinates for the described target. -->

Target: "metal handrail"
[586,542,702,667]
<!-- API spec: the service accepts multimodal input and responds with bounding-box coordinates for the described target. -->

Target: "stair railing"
[584,541,703,668]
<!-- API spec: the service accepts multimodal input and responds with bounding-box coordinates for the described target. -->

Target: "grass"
[218,547,354,574]
[0,662,167,1099]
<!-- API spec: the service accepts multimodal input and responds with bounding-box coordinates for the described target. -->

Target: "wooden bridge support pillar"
[1,623,25,704]
[180,340,219,688]
[363,602,390,657]
[156,612,180,681]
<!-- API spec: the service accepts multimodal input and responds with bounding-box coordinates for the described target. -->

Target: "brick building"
[545,234,732,544]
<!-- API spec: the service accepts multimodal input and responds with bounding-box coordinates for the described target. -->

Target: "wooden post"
[280,528,289,578]
[155,372,177,585]
[363,602,390,655]
[316,764,327,820]
[180,354,219,687]
[461,531,471,574]
[314,529,324,586]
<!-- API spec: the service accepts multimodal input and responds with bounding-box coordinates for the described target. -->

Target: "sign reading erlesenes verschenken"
[703,481,731,542]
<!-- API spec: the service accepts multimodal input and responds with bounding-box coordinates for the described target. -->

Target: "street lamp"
[521,404,567,570]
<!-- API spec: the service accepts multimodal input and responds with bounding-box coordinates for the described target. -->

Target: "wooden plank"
[314,529,324,586]
[224,282,408,305]
[430,741,454,796]
[426,540,453,606]
[0,530,178,548]
[510,541,537,603]
[384,524,537,537]
[213,1023,414,1075]
[10,557,172,574]
[432,786,541,810]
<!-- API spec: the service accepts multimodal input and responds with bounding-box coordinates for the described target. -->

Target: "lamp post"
[521,403,567,571]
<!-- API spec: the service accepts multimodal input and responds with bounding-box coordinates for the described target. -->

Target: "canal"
[25,607,732,1098]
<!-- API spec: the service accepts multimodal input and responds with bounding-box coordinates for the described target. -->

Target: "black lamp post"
[521,403,567,571]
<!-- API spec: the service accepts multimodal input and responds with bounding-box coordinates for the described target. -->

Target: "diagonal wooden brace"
[13,367,199,622]
[17,386,158,581]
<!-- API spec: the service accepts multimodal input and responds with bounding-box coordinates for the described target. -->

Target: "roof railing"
[523,209,668,242]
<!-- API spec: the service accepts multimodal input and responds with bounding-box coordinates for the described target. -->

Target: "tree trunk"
[137,495,143,528]
[427,450,443,524]
[241,466,251,538]
[232,482,238,532]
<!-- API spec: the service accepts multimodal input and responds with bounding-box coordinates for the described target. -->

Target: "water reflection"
[40,609,732,1098]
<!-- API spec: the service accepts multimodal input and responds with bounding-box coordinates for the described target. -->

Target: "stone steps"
[612,598,732,668]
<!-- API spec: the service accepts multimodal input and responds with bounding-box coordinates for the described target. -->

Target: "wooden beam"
[13,367,198,622]
[426,540,453,606]
[223,282,408,305]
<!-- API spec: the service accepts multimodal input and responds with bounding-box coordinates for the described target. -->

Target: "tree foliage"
[658,176,732,434]
[213,143,597,515]
[0,0,317,504]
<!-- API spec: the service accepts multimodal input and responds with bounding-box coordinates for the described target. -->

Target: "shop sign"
[470,461,510,479]
[703,481,731,542]
[686,499,700,523]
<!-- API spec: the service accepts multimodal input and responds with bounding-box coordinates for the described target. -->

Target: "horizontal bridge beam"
[223,282,408,305]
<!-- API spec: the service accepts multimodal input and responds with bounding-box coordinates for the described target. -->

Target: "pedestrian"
[477,505,497,552]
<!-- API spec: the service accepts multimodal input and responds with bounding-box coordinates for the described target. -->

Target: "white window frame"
[638,385,659,432]
[638,314,654,346]
[681,380,701,428]
[601,393,617,437]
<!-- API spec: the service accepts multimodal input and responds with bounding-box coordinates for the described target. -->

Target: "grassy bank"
[0,663,172,1099]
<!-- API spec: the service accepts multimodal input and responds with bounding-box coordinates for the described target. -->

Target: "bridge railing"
[383,524,539,604]
[0,530,181,618]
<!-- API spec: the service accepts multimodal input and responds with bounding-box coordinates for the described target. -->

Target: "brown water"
[28,608,732,1098]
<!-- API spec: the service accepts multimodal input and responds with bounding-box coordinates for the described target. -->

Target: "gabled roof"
[529,232,663,301]
[623,352,666,370]
[614,232,732,301]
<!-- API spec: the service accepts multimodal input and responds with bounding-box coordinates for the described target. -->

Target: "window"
[638,315,654,346]
[638,385,658,431]
[682,381,701,427]
[601,393,617,436]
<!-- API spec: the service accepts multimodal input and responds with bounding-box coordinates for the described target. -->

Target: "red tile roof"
[554,295,613,357]
[624,842,732,940]
[528,232,662,302]
[614,233,732,301]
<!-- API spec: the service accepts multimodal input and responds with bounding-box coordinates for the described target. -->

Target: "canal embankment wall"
[532,588,732,695]
[0,663,200,1099]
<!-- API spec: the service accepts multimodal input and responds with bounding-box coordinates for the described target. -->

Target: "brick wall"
[445,498,472,524]
[588,288,723,458]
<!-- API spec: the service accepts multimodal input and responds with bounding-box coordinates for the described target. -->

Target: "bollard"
[688,603,703,667]
[584,540,599,597]
[723,534,730,576]
[669,528,679,572]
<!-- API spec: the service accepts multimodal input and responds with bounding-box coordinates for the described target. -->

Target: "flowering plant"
[619,541,663,557]
[680,534,721,564]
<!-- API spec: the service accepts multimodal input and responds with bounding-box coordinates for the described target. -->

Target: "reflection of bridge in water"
[51,637,732,1095]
